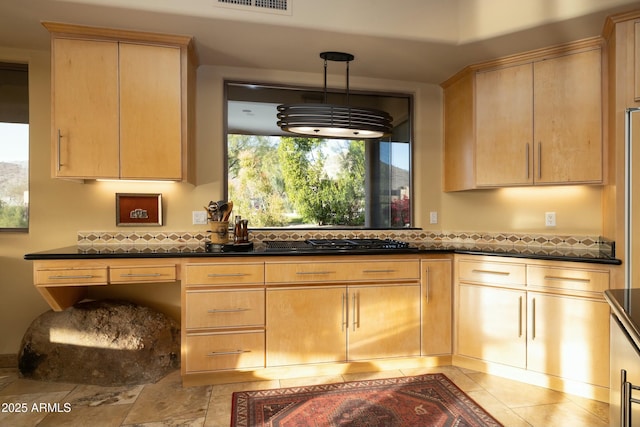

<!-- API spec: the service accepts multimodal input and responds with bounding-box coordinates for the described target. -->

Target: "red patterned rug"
[231,373,503,427]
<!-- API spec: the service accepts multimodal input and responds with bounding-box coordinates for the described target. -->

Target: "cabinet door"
[610,315,640,427]
[119,43,183,179]
[422,260,452,355]
[527,292,609,387]
[266,286,346,367]
[534,49,602,184]
[443,71,475,191]
[348,284,420,360]
[457,283,526,368]
[52,38,119,178]
[475,63,534,186]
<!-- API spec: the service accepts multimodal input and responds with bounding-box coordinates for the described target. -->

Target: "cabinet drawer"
[185,289,265,329]
[185,263,264,286]
[458,260,525,286]
[527,265,609,294]
[109,265,176,283]
[185,332,264,372]
[35,267,108,286]
[265,260,419,283]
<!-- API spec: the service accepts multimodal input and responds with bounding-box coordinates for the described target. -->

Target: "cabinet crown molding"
[441,36,603,88]
[41,21,196,57]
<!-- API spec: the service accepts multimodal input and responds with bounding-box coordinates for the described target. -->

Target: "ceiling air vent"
[216,0,291,15]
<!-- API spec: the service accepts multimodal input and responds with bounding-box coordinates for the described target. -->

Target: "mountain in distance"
[0,161,28,205]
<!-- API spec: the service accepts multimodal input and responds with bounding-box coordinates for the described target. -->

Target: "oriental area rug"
[230,373,504,427]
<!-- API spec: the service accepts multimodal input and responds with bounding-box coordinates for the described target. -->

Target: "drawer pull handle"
[207,273,248,278]
[341,293,347,331]
[425,266,431,303]
[207,308,249,313]
[207,350,251,356]
[544,275,590,283]
[518,296,523,337]
[56,129,63,171]
[362,269,396,273]
[296,271,335,275]
[119,273,164,278]
[525,142,530,179]
[48,274,98,280]
[532,297,536,340]
[471,269,510,276]
[538,142,542,179]
[622,369,640,427]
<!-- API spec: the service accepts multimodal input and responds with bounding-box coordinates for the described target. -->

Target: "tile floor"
[0,365,609,427]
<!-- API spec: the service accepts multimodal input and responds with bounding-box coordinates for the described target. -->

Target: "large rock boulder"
[18,300,180,386]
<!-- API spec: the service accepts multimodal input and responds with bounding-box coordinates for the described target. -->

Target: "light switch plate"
[192,211,208,225]
[429,211,438,224]
[545,212,556,227]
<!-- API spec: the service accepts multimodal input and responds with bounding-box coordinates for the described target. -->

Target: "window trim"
[223,80,415,229]
[0,61,29,232]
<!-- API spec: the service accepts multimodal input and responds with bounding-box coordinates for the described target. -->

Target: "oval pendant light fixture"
[277,52,393,139]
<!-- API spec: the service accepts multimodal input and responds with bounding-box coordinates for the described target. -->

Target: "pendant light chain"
[345,60,351,128]
[323,57,328,104]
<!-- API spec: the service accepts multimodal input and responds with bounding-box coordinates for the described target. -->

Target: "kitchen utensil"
[222,201,234,221]
[216,202,228,221]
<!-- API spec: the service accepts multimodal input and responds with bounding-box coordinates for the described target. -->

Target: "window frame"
[223,80,414,230]
[0,61,29,233]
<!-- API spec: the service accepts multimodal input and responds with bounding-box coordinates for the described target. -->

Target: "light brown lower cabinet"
[182,263,266,374]
[421,259,452,355]
[609,313,640,427]
[265,283,421,367]
[458,284,610,388]
[266,286,347,366]
[455,255,612,401]
[457,283,527,368]
[32,259,179,311]
[185,331,265,372]
[526,292,609,387]
[348,284,421,360]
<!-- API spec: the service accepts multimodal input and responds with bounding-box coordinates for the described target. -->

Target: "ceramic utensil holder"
[209,221,229,244]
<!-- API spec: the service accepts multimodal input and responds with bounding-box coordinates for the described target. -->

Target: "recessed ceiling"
[0,0,638,83]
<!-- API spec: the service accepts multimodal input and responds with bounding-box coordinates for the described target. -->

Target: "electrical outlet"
[429,211,438,224]
[545,212,556,227]
[192,211,208,225]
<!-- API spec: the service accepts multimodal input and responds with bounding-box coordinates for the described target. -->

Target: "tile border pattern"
[77,229,604,251]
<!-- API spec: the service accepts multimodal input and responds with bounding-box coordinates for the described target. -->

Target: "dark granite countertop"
[605,289,640,351]
[416,242,620,264]
[24,241,621,265]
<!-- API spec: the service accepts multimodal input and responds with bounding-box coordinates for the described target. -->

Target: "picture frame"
[116,193,163,226]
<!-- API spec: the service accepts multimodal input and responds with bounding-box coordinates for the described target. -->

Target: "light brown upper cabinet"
[443,38,603,191]
[475,62,533,187]
[44,22,197,182]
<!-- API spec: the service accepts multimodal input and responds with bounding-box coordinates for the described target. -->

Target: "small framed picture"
[116,193,163,226]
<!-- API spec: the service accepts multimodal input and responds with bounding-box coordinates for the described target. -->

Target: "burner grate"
[264,238,414,252]
[264,241,313,251]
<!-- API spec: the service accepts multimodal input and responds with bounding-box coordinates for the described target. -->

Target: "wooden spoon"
[222,201,234,221]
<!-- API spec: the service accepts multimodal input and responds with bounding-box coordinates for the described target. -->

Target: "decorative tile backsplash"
[77,229,605,252]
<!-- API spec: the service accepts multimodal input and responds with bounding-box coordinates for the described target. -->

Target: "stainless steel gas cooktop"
[264,238,414,252]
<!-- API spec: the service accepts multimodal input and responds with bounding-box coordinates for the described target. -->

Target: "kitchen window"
[0,62,29,232]
[226,82,412,229]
